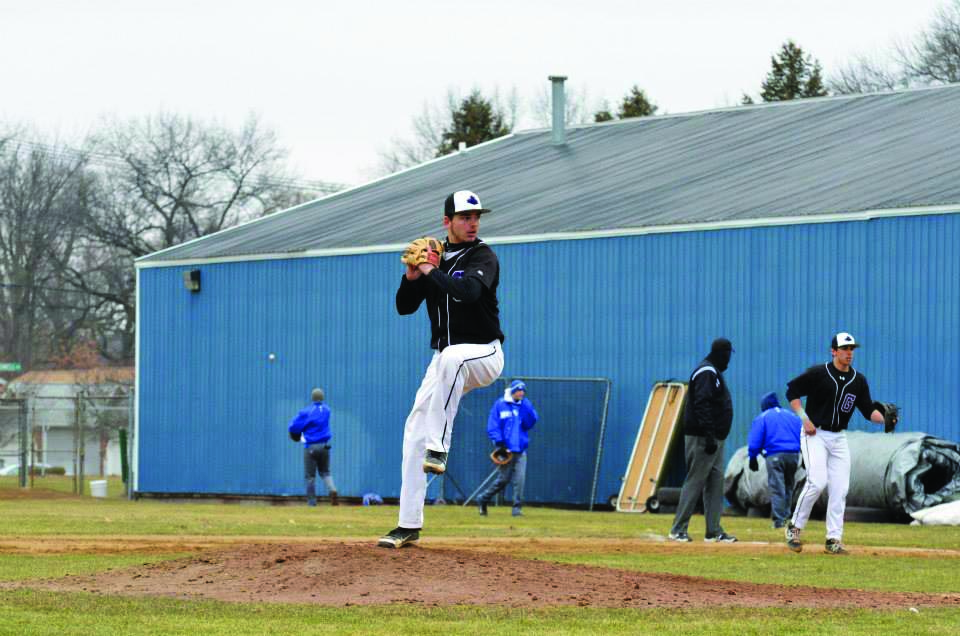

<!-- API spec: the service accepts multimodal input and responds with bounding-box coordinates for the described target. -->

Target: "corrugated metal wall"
[137,213,960,503]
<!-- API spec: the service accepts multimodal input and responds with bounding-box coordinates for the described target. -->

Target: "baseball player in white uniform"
[784,332,892,554]
[378,190,505,548]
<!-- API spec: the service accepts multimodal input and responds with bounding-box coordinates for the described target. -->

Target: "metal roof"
[139,84,960,265]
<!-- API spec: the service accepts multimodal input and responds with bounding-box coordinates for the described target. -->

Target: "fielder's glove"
[873,401,900,433]
[490,446,513,465]
[289,430,301,442]
[748,456,759,472]
[401,237,444,268]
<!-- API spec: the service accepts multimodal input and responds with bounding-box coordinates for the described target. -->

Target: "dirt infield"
[9,540,960,609]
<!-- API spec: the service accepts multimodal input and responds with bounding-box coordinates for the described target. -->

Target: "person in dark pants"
[288,388,338,506]
[747,391,801,528]
[668,338,737,543]
[477,380,539,517]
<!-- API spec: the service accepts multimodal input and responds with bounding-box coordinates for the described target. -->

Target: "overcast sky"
[0,0,948,186]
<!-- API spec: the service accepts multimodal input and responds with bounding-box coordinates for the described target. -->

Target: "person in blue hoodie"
[747,391,801,528]
[477,380,539,517]
[288,388,338,506]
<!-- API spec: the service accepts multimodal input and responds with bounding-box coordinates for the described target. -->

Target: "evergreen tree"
[617,85,659,118]
[760,40,829,101]
[594,110,614,123]
[436,90,511,157]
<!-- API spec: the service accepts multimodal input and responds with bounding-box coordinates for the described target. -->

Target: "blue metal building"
[135,84,960,505]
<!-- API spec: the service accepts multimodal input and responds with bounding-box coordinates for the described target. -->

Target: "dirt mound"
[15,542,960,608]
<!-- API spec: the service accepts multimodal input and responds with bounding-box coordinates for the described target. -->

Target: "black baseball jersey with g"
[396,238,504,351]
[785,363,874,432]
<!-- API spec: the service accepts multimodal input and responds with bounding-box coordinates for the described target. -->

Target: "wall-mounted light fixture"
[183,269,201,292]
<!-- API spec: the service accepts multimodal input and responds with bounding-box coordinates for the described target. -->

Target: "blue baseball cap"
[509,380,526,393]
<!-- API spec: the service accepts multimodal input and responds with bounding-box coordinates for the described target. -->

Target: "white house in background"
[2,368,133,476]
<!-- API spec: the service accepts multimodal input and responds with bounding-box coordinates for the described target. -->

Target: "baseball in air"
[268,353,276,361]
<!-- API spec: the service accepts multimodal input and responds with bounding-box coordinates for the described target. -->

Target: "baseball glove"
[401,237,444,268]
[490,447,513,465]
[873,401,900,433]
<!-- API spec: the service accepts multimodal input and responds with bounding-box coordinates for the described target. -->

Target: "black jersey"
[785,363,874,432]
[396,238,504,351]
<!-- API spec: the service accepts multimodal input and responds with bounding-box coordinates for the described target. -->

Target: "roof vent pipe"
[548,75,567,145]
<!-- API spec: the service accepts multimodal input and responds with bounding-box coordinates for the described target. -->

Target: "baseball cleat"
[824,539,848,555]
[478,500,488,516]
[511,505,523,517]
[422,450,448,474]
[330,491,339,506]
[667,531,692,542]
[785,522,802,553]
[377,527,420,549]
[704,532,737,543]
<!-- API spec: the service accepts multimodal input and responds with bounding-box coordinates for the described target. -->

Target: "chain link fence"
[0,394,132,496]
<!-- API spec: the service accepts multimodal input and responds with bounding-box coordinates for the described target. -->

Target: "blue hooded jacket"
[747,392,801,459]
[487,386,538,453]
[288,401,332,445]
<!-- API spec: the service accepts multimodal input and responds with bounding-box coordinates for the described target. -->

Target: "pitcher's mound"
[22,542,960,608]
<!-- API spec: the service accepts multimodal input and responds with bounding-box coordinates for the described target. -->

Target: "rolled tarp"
[724,431,960,518]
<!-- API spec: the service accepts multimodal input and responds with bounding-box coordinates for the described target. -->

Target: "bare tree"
[530,82,593,128]
[377,101,449,175]
[828,53,911,95]
[377,87,519,176]
[0,135,91,370]
[58,113,299,361]
[86,112,294,255]
[829,1,960,94]
[898,0,960,84]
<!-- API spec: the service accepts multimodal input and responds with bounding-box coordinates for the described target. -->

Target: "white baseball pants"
[398,340,504,529]
[791,429,850,540]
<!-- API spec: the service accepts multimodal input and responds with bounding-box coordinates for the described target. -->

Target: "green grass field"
[1,492,958,635]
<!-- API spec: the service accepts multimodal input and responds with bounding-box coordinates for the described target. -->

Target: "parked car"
[0,462,59,476]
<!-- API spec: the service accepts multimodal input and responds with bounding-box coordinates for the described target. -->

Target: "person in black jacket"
[378,190,505,549]
[668,338,738,543]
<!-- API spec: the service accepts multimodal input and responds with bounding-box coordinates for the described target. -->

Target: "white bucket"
[90,480,108,498]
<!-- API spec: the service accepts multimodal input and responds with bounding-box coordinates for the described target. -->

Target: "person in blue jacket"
[288,388,339,506]
[477,379,539,517]
[747,391,801,528]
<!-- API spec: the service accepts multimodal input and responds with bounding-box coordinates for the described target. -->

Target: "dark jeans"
[766,452,799,526]
[671,436,725,537]
[304,444,330,503]
[478,453,527,507]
